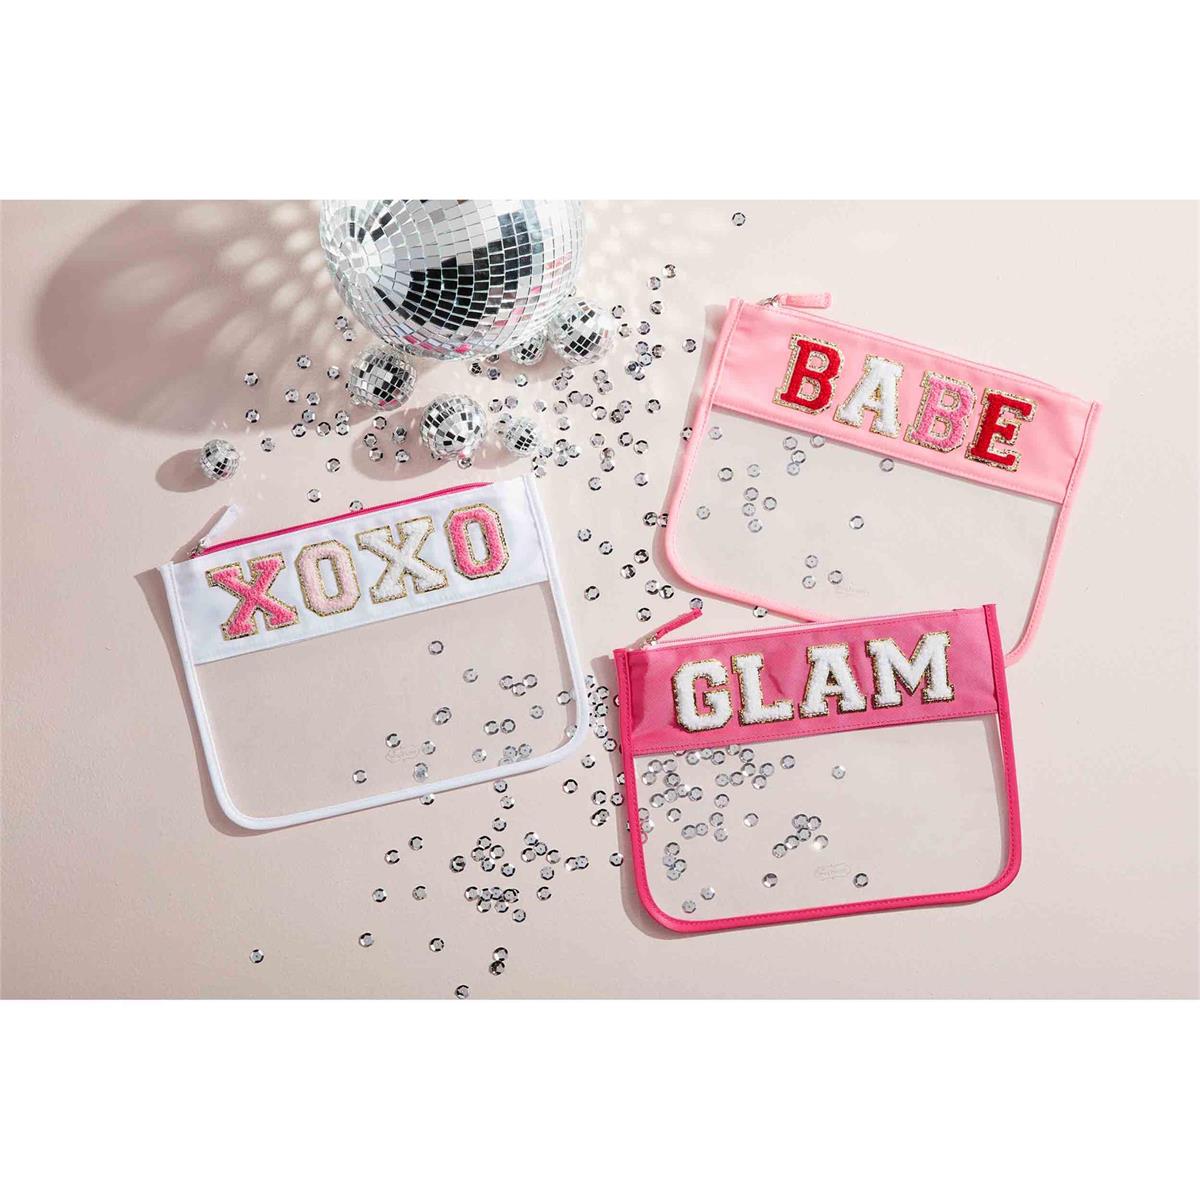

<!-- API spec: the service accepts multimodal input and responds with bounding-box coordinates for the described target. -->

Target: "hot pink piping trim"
[611,602,1022,935]
[662,299,1100,667]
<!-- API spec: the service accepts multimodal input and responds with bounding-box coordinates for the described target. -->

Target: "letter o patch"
[446,504,509,579]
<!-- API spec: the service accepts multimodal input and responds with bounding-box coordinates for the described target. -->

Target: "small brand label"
[385,744,422,765]
[815,861,851,880]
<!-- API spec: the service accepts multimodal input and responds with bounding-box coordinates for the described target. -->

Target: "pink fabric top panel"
[710,300,1097,504]
[620,605,998,756]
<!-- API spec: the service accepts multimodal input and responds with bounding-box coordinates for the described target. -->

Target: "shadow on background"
[34,200,348,436]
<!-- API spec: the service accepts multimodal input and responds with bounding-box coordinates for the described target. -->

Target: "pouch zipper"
[758,292,832,310]
[638,606,705,647]
[635,603,975,653]
[189,503,242,558]
[756,293,1058,394]
[189,481,487,558]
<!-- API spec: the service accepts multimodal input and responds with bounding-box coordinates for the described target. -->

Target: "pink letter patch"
[446,503,509,579]
[206,554,300,640]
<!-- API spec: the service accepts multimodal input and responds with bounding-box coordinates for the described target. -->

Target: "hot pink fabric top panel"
[710,300,1096,504]
[621,606,998,756]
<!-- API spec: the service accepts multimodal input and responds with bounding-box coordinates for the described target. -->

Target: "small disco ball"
[500,415,542,459]
[420,394,486,461]
[546,296,613,364]
[199,438,240,481]
[508,331,547,367]
[348,344,416,411]
[319,200,584,361]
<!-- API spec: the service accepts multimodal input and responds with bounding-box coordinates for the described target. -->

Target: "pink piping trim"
[1004,399,1101,665]
[195,482,487,557]
[661,298,1100,667]
[611,601,1022,935]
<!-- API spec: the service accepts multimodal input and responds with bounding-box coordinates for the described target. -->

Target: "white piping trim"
[161,476,587,831]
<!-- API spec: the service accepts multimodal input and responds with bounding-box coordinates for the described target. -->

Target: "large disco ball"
[320,200,584,360]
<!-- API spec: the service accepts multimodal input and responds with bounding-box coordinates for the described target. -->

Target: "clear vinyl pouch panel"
[161,477,585,830]
[664,298,1100,665]
[630,719,1009,925]
[671,409,1057,652]
[613,605,1021,933]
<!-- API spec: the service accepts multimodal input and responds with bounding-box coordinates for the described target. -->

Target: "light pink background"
[2,201,1196,997]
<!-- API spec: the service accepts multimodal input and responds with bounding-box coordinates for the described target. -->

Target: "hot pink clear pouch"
[613,604,1020,933]
[664,297,1100,665]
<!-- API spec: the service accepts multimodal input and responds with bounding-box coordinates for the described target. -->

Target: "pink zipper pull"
[640,604,704,648]
[759,292,832,310]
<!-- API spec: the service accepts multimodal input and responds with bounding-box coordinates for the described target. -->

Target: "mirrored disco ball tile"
[320,200,583,360]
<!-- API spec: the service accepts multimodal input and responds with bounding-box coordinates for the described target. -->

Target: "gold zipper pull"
[639,604,704,648]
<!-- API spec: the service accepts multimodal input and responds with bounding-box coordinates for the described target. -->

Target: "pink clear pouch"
[613,604,1020,932]
[160,476,585,830]
[664,296,1101,665]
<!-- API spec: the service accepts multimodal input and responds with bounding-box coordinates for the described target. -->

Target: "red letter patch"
[966,389,1036,471]
[774,334,843,413]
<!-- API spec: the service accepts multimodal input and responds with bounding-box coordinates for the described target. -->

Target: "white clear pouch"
[664,296,1100,665]
[160,477,585,829]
